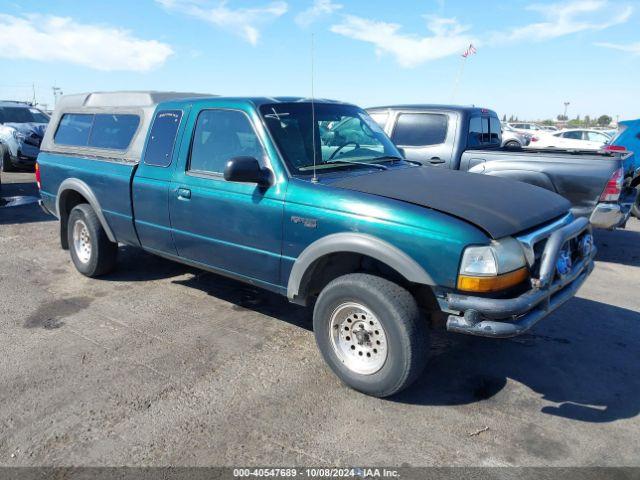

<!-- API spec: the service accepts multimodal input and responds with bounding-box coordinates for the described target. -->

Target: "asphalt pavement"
[1,172,639,466]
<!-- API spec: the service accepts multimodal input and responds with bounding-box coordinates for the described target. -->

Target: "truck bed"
[458,148,633,218]
[38,153,139,246]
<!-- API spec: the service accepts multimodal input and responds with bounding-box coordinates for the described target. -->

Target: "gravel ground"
[1,172,639,467]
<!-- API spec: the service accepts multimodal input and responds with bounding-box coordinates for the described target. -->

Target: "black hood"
[330,167,571,239]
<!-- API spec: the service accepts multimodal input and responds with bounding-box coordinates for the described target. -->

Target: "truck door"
[168,107,284,287]
[390,112,456,168]
[133,109,187,255]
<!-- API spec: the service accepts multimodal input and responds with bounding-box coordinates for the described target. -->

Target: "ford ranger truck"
[37,92,596,397]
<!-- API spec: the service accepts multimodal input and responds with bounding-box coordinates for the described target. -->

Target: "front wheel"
[67,204,118,277]
[313,273,429,397]
[504,140,520,149]
[632,187,640,219]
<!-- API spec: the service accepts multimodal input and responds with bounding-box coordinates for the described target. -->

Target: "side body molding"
[56,178,117,243]
[287,232,435,302]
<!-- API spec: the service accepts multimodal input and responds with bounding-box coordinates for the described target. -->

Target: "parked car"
[531,129,611,150]
[607,119,640,217]
[501,124,530,148]
[541,125,559,132]
[38,92,595,397]
[507,122,548,134]
[366,105,638,230]
[0,101,49,173]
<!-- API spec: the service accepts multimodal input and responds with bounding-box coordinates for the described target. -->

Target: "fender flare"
[56,178,117,242]
[286,232,435,302]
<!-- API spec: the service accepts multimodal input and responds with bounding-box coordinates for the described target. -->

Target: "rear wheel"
[313,273,429,397]
[67,204,118,277]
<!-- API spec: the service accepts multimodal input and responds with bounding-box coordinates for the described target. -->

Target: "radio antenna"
[310,33,318,183]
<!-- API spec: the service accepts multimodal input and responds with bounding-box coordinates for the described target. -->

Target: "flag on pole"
[462,43,477,58]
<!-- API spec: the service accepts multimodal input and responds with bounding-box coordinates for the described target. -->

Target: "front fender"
[287,232,435,302]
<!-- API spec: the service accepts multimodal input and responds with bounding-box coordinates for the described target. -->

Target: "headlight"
[12,129,26,141]
[458,237,528,293]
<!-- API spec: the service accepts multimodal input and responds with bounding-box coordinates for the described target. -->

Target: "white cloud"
[595,42,640,55]
[331,15,474,68]
[296,0,343,27]
[156,0,288,45]
[500,0,633,42]
[0,14,173,71]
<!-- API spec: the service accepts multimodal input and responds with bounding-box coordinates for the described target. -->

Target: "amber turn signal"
[457,267,529,293]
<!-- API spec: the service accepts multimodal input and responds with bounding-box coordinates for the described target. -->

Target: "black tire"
[67,204,118,277]
[0,144,14,173]
[504,140,520,149]
[632,190,640,219]
[313,273,429,397]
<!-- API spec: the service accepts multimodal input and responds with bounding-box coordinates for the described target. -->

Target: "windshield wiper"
[372,155,422,166]
[322,159,388,170]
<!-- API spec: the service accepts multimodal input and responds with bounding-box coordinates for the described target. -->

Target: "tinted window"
[392,113,447,146]
[144,110,183,167]
[563,131,583,140]
[0,106,48,124]
[54,114,94,146]
[489,116,502,144]
[468,115,500,146]
[88,114,139,150]
[189,110,264,174]
[369,112,388,129]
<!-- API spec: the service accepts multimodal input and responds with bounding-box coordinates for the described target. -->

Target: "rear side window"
[88,114,139,150]
[54,113,140,149]
[144,110,183,167]
[54,114,94,146]
[392,113,447,146]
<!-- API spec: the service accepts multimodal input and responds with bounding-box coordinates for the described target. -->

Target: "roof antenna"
[310,33,318,184]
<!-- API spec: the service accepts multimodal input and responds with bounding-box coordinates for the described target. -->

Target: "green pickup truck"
[37,92,596,397]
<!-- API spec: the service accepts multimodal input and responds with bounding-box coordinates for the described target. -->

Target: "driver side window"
[189,109,265,174]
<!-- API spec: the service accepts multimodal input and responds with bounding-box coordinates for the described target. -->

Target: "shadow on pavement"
[394,297,640,423]
[0,181,52,225]
[594,226,640,268]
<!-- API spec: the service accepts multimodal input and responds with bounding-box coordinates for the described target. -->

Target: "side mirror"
[397,147,406,158]
[224,156,272,186]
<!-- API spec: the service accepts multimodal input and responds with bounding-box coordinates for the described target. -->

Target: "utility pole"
[563,101,570,119]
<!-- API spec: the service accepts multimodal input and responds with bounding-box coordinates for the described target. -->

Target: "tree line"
[502,114,613,127]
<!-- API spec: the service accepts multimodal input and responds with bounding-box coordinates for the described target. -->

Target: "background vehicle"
[501,124,530,148]
[367,105,638,229]
[0,101,49,173]
[507,122,548,134]
[37,92,594,397]
[531,128,611,150]
[608,119,640,217]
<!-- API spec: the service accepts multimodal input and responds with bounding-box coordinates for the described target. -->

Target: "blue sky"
[0,0,638,121]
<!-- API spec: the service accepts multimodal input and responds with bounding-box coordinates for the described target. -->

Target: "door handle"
[428,157,445,164]
[176,187,191,200]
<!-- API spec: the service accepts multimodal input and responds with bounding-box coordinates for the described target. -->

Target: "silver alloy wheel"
[329,302,388,375]
[72,219,92,264]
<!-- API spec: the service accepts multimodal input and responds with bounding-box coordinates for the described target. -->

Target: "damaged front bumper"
[442,217,595,338]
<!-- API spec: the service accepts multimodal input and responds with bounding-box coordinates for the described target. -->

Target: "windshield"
[0,106,49,124]
[260,102,401,175]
